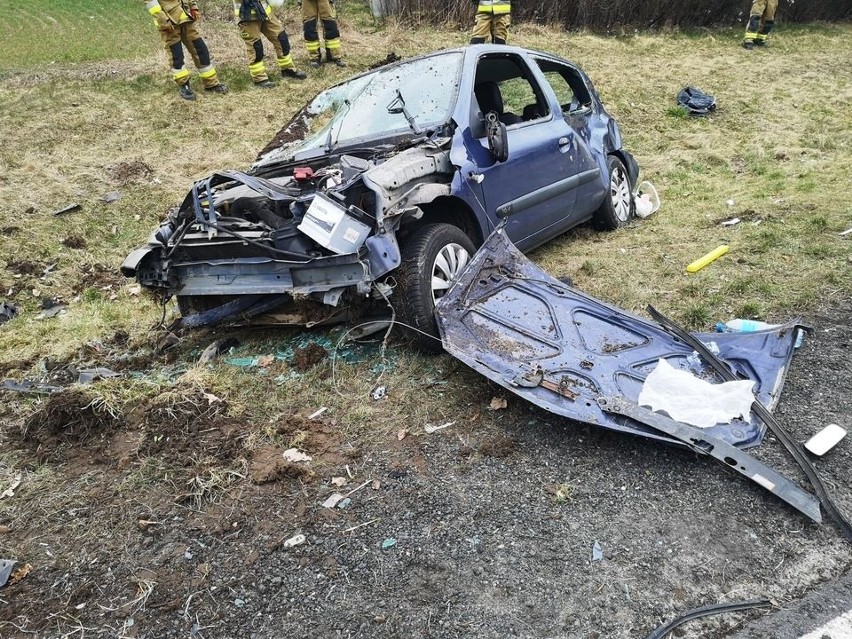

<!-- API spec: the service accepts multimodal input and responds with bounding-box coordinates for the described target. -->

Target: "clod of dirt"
[369,52,401,69]
[478,434,515,458]
[62,235,87,249]
[7,260,44,276]
[105,161,153,185]
[257,116,310,158]
[292,342,328,371]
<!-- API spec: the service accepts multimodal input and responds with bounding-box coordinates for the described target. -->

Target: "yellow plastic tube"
[686,245,729,273]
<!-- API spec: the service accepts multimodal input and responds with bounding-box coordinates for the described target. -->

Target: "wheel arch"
[408,196,485,248]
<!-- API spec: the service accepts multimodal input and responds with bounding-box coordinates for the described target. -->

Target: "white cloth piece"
[638,358,755,429]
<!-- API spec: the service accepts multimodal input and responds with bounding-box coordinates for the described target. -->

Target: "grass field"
[1,4,851,636]
[1,3,851,453]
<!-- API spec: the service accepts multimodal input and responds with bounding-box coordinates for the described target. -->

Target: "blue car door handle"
[558,136,572,151]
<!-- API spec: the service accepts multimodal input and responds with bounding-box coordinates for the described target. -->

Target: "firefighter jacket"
[233,0,275,22]
[143,0,198,28]
[475,0,511,14]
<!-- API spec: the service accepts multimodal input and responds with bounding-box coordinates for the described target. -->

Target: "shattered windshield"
[259,52,464,163]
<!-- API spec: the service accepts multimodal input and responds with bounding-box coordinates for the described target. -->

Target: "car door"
[533,57,607,221]
[470,53,583,252]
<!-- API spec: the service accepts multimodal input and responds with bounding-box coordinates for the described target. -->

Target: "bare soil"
[0,303,850,638]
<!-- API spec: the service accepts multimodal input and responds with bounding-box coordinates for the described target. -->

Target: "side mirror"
[485,112,508,163]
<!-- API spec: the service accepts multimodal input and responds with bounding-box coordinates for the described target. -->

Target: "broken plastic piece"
[322,493,344,508]
[686,245,728,273]
[804,424,847,456]
[0,559,17,587]
[283,534,306,548]
[592,541,603,562]
[52,203,81,216]
[293,166,314,181]
[282,448,312,463]
[633,181,659,218]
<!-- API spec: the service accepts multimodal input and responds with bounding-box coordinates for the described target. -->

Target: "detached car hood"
[435,228,801,450]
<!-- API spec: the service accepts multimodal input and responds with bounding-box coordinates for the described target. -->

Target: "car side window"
[474,54,550,130]
[535,58,593,116]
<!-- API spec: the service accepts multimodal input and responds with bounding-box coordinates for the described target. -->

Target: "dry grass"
[1,5,851,443]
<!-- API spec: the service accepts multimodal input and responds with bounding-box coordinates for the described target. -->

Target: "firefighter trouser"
[239,14,297,83]
[302,0,342,62]
[470,13,511,44]
[158,22,221,89]
[744,0,778,44]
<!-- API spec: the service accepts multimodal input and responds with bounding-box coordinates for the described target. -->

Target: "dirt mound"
[20,389,119,462]
[106,161,153,185]
[131,390,241,462]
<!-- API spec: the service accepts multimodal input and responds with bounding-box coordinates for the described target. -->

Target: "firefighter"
[143,0,227,100]
[302,0,346,68]
[234,0,307,87]
[742,0,778,49]
[469,0,511,45]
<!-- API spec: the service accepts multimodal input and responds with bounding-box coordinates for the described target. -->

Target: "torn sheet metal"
[435,228,801,449]
[597,396,821,522]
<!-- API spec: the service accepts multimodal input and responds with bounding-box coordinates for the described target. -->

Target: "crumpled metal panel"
[435,229,800,449]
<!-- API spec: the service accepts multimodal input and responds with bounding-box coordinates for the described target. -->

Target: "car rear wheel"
[393,223,476,353]
[593,155,634,231]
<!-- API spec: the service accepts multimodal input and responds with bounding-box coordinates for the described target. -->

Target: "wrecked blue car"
[122,45,638,350]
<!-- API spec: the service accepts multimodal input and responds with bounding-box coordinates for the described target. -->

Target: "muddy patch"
[73,263,122,293]
[292,342,328,371]
[276,411,351,467]
[478,433,515,458]
[249,444,311,484]
[6,259,45,277]
[61,235,88,249]
[106,160,153,185]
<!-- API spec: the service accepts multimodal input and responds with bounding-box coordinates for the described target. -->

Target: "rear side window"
[535,58,593,114]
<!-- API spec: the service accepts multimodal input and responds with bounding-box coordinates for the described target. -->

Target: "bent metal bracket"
[435,228,822,523]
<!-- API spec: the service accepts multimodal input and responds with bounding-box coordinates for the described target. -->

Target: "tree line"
[367,0,851,30]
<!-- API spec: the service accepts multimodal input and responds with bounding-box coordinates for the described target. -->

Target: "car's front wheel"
[393,223,476,353]
[593,155,634,231]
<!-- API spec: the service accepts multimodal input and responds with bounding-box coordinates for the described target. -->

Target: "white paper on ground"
[638,358,755,429]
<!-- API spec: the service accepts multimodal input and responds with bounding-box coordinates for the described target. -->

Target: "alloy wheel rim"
[611,166,632,222]
[431,243,471,303]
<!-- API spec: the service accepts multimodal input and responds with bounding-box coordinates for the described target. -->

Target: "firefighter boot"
[326,47,346,67]
[742,15,760,49]
[205,84,229,94]
[282,68,307,80]
[755,20,774,46]
[179,83,196,101]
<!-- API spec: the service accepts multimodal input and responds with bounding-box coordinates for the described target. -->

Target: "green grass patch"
[0,1,154,69]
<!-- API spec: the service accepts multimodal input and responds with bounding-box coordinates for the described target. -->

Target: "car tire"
[393,223,476,354]
[593,155,634,231]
